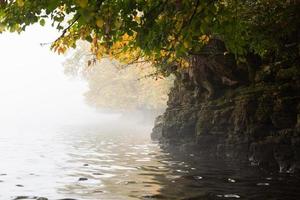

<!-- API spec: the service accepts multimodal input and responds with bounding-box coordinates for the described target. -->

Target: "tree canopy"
[0,0,299,75]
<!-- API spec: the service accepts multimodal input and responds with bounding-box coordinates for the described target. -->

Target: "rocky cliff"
[152,43,300,173]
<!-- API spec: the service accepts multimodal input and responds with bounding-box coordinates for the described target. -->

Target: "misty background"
[0,26,159,199]
[0,23,172,134]
[0,24,120,132]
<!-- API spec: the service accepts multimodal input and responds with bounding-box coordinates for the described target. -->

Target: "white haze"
[0,24,119,132]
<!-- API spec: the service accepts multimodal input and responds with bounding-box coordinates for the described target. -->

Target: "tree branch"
[40,15,80,46]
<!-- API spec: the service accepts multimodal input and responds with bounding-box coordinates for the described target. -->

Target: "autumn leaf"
[199,35,210,44]
[183,41,189,49]
[16,0,24,7]
[96,19,104,28]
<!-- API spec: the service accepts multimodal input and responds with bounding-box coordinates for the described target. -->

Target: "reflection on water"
[0,123,300,200]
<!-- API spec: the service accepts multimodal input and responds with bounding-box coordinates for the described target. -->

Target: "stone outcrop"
[152,48,300,173]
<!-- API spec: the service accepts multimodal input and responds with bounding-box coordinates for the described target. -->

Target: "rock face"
[152,47,300,173]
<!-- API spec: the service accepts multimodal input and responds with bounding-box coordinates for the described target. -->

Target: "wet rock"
[93,190,103,193]
[92,172,103,175]
[58,199,78,200]
[13,196,40,200]
[142,194,165,199]
[249,142,277,169]
[151,115,164,140]
[271,98,298,129]
[16,184,24,187]
[274,144,295,173]
[13,196,31,200]
[275,66,300,81]
[151,53,300,173]
[78,177,88,181]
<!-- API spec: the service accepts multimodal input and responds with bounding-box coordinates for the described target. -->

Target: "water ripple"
[1,126,300,200]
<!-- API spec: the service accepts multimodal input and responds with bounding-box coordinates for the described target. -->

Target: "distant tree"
[64,42,173,113]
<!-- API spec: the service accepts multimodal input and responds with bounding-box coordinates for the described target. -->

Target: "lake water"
[0,122,300,200]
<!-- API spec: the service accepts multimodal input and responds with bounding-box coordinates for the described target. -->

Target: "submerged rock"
[92,172,103,175]
[78,177,88,181]
[13,196,33,200]
[16,184,24,187]
[13,196,48,200]
[58,199,78,200]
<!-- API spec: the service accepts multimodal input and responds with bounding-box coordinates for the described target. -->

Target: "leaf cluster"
[1,0,299,74]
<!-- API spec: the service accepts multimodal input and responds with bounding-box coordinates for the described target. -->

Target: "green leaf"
[39,19,46,26]
[85,35,93,42]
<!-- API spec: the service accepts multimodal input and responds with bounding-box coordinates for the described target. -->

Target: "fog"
[0,24,120,132]
[0,26,155,199]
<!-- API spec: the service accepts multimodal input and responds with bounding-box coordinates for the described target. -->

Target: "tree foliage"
[64,42,173,112]
[0,0,299,74]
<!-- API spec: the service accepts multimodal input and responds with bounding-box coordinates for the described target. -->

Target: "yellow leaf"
[183,41,189,48]
[199,35,210,44]
[181,59,190,68]
[16,0,24,7]
[76,0,88,8]
[96,19,104,28]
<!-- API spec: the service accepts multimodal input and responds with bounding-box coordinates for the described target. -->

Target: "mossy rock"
[255,65,274,83]
[276,66,300,81]
[196,109,214,136]
[255,95,273,123]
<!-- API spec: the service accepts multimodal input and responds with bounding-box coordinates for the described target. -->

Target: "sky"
[0,24,114,130]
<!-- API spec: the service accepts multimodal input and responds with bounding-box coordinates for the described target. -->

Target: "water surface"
[0,123,299,200]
